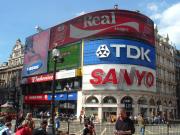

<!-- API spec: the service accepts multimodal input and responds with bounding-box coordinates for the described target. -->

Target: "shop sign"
[26,69,79,84]
[27,73,53,83]
[24,94,48,101]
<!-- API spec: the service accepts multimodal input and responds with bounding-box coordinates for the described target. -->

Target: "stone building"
[0,39,24,107]
[175,50,180,118]
[154,27,177,119]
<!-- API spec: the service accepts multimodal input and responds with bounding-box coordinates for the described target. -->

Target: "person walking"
[0,122,12,135]
[23,113,35,131]
[83,124,90,135]
[15,120,32,135]
[55,114,60,132]
[32,119,48,135]
[114,108,135,135]
[137,114,145,135]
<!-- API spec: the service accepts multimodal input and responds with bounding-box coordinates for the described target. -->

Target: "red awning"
[24,100,51,105]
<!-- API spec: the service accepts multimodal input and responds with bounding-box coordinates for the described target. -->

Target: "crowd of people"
[0,108,173,135]
[0,112,64,135]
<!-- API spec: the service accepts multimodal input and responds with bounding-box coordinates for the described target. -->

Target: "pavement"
[10,119,180,135]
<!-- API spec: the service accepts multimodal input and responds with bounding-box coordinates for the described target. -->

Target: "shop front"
[48,92,77,115]
[102,107,117,122]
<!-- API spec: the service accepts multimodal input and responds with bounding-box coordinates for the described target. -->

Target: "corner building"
[21,9,177,122]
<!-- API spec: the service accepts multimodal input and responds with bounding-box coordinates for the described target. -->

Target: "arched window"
[149,98,155,106]
[169,101,172,107]
[103,96,117,104]
[86,96,99,104]
[157,100,161,106]
[138,97,147,105]
[163,100,167,106]
[121,96,133,104]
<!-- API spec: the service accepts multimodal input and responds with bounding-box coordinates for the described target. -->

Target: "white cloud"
[150,13,161,20]
[75,11,86,17]
[153,2,180,49]
[147,3,158,12]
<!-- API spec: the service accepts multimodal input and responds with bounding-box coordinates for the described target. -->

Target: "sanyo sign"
[96,44,151,62]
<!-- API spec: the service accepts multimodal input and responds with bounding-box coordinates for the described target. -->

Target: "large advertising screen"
[48,42,81,72]
[49,10,154,49]
[22,29,50,77]
[84,38,156,69]
[83,64,156,92]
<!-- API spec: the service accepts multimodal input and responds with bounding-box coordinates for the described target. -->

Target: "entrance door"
[103,111,116,122]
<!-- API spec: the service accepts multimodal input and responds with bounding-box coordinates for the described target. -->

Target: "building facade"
[0,39,24,107]
[175,50,180,118]
[19,9,178,122]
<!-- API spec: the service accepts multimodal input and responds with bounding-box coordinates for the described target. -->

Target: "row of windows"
[156,67,175,82]
[156,81,176,96]
[156,54,174,69]
[8,58,23,67]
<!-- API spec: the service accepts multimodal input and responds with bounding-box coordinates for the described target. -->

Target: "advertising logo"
[49,10,154,49]
[82,64,156,92]
[96,44,110,58]
[84,38,156,69]
[26,60,43,74]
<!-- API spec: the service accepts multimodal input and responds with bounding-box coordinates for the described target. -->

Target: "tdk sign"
[97,44,151,62]
[84,38,156,69]
[96,44,110,58]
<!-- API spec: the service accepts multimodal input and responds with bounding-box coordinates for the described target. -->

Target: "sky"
[0,0,180,63]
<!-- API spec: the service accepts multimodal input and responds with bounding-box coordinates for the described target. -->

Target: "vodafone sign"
[49,10,154,49]
[83,64,156,92]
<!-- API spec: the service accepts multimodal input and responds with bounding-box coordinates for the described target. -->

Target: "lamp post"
[66,84,70,134]
[51,48,62,135]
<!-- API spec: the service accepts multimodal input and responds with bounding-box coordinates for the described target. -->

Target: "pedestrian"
[0,122,12,135]
[83,124,90,135]
[79,115,82,124]
[88,121,96,135]
[23,113,35,131]
[114,107,135,135]
[55,114,60,131]
[15,120,32,135]
[137,114,145,135]
[32,119,48,135]
[46,118,53,135]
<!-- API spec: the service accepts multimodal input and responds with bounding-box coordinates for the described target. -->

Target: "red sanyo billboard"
[49,9,155,49]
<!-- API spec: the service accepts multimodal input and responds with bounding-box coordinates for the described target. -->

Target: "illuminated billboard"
[48,42,81,71]
[83,64,156,92]
[22,29,50,77]
[84,38,156,69]
[49,10,154,49]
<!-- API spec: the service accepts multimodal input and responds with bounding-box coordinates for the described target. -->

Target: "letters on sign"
[90,68,154,88]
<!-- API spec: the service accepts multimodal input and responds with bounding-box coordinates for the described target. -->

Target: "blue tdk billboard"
[84,38,156,69]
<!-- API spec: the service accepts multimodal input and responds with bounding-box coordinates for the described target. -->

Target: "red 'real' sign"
[49,10,154,49]
[27,73,53,83]
[24,94,48,101]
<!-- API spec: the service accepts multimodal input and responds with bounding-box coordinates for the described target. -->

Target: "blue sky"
[0,0,180,63]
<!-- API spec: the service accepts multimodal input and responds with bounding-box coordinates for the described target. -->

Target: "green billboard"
[48,42,81,72]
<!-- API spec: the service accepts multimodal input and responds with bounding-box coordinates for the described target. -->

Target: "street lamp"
[51,47,63,135]
[65,83,70,134]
